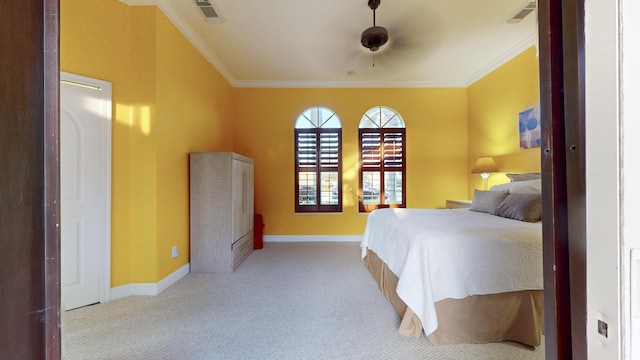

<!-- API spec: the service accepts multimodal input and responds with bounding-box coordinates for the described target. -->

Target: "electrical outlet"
[171,246,179,259]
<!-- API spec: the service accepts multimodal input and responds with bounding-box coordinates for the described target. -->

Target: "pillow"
[490,179,541,194]
[469,189,510,214]
[507,173,541,182]
[494,193,542,222]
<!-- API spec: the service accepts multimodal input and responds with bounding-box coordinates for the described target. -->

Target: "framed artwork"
[519,106,541,149]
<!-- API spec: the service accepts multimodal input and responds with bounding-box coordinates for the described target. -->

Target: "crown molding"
[119,0,236,86]
[465,33,538,87]
[232,79,467,89]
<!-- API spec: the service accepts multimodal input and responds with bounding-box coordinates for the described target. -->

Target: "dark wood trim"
[294,128,343,213]
[0,1,60,358]
[538,0,586,358]
[358,128,406,213]
[561,0,587,358]
[538,1,571,359]
[44,0,62,357]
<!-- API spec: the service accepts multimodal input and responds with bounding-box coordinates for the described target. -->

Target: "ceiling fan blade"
[307,1,448,81]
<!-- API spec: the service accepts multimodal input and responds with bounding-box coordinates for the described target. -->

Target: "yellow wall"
[61,0,233,286]
[467,46,541,196]
[153,12,234,283]
[234,88,469,235]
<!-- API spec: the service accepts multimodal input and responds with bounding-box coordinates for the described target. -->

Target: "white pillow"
[490,179,541,194]
[506,173,541,182]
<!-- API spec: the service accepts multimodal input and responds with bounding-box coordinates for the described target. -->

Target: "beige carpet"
[62,242,545,359]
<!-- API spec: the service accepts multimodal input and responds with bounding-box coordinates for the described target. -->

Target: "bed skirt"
[364,249,544,347]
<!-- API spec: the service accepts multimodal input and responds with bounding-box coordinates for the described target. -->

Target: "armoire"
[189,152,254,272]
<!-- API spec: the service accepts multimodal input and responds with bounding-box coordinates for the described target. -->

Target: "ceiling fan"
[312,0,437,74]
[361,0,388,52]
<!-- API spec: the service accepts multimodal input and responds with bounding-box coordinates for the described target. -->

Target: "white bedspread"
[361,208,543,336]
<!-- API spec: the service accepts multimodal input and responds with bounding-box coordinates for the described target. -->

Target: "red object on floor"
[254,214,264,249]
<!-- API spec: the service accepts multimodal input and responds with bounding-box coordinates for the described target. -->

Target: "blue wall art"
[519,106,541,149]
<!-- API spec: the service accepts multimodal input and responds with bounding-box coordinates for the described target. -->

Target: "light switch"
[598,319,608,338]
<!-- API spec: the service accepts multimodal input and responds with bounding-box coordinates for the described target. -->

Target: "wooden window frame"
[358,127,406,213]
[294,127,342,213]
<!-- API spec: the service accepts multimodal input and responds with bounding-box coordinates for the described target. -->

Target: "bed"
[360,178,544,346]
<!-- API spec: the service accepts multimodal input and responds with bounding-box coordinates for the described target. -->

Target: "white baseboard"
[263,235,362,243]
[110,263,190,301]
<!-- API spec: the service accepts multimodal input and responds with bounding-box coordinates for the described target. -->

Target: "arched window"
[359,106,406,212]
[294,107,342,213]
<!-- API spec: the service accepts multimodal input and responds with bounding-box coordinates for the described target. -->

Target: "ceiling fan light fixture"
[361,0,388,53]
[361,26,388,52]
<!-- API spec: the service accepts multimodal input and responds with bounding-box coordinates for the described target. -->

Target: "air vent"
[505,1,536,24]
[195,0,222,22]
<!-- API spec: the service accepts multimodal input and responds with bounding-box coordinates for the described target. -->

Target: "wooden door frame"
[0,0,60,358]
[538,0,587,359]
[44,0,62,357]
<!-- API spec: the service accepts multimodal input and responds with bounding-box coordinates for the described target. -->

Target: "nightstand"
[445,199,472,209]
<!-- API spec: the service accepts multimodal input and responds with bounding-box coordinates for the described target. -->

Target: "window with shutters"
[294,107,342,213]
[359,106,406,212]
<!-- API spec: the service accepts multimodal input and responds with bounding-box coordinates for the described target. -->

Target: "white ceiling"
[124,0,538,88]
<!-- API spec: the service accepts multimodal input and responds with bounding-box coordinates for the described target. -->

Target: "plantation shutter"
[295,128,342,212]
[383,131,404,168]
[361,132,382,168]
[359,127,406,212]
[297,132,317,168]
[320,132,339,169]
[361,129,404,170]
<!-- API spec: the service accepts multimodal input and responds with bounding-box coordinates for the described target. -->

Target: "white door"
[60,73,112,310]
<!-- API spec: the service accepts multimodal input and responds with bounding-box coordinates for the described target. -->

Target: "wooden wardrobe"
[190,152,255,272]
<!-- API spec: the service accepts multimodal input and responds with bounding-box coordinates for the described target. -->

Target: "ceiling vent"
[195,1,222,22]
[505,1,536,24]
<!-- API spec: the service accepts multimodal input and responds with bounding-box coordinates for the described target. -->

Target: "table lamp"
[471,156,500,190]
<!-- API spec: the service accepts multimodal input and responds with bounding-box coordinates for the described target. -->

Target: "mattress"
[361,207,543,342]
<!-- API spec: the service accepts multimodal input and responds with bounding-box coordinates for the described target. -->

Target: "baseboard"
[263,235,362,243]
[110,263,190,301]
